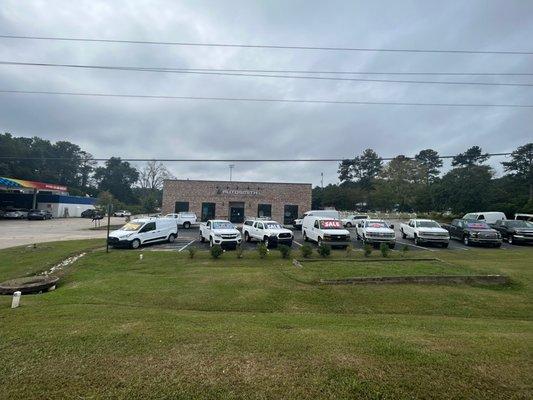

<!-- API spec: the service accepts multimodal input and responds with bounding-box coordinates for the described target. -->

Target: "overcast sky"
[0,0,532,186]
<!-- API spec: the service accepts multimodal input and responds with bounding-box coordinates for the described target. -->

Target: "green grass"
[0,244,532,399]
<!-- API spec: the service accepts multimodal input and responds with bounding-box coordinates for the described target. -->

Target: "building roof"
[163,178,312,186]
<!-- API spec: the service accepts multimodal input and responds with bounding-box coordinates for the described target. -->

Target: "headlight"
[471,232,478,237]
[214,234,222,238]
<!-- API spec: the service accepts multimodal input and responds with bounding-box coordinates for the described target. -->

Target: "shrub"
[278,244,291,259]
[401,244,409,257]
[188,247,196,259]
[363,244,372,257]
[317,243,331,258]
[210,245,223,259]
[380,242,390,258]
[345,245,354,258]
[257,243,268,259]
[235,245,244,259]
[300,243,313,258]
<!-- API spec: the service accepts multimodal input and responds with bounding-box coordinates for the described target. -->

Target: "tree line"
[314,144,533,216]
[0,133,174,213]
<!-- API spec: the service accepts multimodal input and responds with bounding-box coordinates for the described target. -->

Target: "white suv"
[242,219,293,247]
[165,212,197,229]
[302,216,351,248]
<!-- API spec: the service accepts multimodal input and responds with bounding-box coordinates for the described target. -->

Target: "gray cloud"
[0,0,532,186]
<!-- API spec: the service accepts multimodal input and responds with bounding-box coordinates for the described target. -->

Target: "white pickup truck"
[355,219,396,248]
[199,219,242,249]
[165,212,197,229]
[399,219,450,247]
[242,218,293,247]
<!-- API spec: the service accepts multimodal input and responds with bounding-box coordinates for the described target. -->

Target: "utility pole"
[229,164,235,181]
[321,172,324,188]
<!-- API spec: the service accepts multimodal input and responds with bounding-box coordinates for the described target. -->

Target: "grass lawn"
[0,243,532,399]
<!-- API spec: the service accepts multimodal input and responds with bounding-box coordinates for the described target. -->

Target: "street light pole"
[229,164,235,181]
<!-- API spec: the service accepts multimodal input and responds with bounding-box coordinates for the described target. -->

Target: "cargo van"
[293,210,340,229]
[462,212,507,226]
[107,218,178,249]
[302,215,351,248]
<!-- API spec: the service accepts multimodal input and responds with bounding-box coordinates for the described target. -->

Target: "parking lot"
[139,224,517,253]
[0,217,522,252]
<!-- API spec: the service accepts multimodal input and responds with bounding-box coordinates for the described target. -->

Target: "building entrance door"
[229,202,245,223]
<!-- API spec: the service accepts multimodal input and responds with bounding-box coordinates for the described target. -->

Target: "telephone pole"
[321,172,324,188]
[229,164,235,181]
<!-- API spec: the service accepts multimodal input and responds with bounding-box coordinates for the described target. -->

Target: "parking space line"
[397,240,436,252]
[178,240,196,252]
[292,241,302,247]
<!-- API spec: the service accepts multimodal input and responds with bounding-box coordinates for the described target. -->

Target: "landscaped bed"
[0,242,531,399]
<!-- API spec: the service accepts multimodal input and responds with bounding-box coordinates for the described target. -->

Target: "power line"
[1,89,532,108]
[1,61,531,76]
[0,34,532,55]
[1,61,532,87]
[0,153,513,162]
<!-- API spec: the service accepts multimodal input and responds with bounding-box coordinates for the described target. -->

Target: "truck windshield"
[507,220,532,228]
[213,222,234,229]
[418,221,440,228]
[266,223,282,229]
[366,221,388,228]
[121,222,143,231]
[320,220,342,229]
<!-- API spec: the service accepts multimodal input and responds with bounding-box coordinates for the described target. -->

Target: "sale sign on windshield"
[321,220,342,229]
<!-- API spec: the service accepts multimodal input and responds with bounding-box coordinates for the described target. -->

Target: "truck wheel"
[131,239,141,249]
[244,231,251,242]
[388,243,395,249]
[183,221,191,229]
[168,233,176,243]
[463,236,470,246]
[200,232,205,243]
[508,235,514,245]
[442,242,449,248]
[209,237,214,247]
[317,237,323,247]
[303,231,309,242]
[401,229,407,239]
[346,222,352,228]
[414,235,420,245]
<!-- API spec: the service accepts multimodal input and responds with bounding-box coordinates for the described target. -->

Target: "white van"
[463,212,507,225]
[293,210,340,229]
[302,215,351,248]
[108,218,178,249]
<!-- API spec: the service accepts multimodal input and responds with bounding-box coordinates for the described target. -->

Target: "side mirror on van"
[389,224,394,229]
[357,224,362,228]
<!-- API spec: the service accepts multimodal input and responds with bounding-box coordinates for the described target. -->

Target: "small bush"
[278,244,291,259]
[210,245,223,259]
[401,244,409,257]
[317,243,331,257]
[235,245,244,259]
[300,243,313,258]
[345,245,354,258]
[380,242,390,258]
[257,243,268,259]
[364,244,372,257]
[188,247,196,259]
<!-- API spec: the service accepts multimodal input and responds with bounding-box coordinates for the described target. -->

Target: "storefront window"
[257,204,272,218]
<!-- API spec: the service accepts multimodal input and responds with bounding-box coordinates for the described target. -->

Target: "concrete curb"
[319,274,509,285]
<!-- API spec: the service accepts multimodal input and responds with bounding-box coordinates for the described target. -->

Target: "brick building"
[162,179,312,224]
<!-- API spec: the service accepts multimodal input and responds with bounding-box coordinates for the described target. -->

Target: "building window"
[283,205,298,225]
[174,201,189,213]
[201,202,216,222]
[257,204,272,218]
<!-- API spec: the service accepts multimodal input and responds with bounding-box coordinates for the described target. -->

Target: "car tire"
[442,242,449,248]
[414,235,420,245]
[463,235,470,246]
[508,235,514,245]
[303,231,309,242]
[346,222,352,228]
[183,221,191,229]
[317,237,323,247]
[389,243,395,249]
[401,229,407,239]
[494,243,502,248]
[244,231,250,242]
[131,239,141,249]
[168,233,176,243]
[209,237,214,247]
[200,233,205,243]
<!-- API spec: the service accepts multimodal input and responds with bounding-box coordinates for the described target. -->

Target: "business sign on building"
[217,188,260,196]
